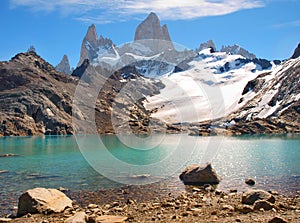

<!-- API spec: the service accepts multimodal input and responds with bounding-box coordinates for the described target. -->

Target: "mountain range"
[0,12,299,136]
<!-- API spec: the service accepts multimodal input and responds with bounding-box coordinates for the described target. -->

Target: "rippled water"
[0,134,299,214]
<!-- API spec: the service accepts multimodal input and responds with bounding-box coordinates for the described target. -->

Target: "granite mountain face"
[134,12,172,42]
[79,24,115,66]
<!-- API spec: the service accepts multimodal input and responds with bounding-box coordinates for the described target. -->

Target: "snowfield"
[144,49,274,123]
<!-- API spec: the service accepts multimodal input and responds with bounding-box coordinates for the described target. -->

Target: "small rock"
[229,188,238,193]
[181,212,189,217]
[242,190,275,205]
[211,210,217,215]
[0,170,8,174]
[245,178,255,185]
[0,218,12,222]
[204,184,215,192]
[253,200,274,211]
[88,215,128,223]
[222,205,235,211]
[192,187,201,192]
[268,216,288,223]
[88,204,98,209]
[65,211,87,223]
[215,189,222,195]
[58,187,69,192]
[126,199,135,205]
[269,190,279,195]
[235,205,253,213]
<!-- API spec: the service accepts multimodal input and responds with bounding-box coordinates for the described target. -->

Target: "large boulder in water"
[179,163,221,185]
[17,188,73,216]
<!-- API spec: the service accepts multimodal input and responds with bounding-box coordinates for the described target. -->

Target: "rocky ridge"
[221,44,256,59]
[0,51,77,136]
[227,57,300,134]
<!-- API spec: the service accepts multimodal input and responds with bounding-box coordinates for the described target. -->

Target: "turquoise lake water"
[0,134,299,213]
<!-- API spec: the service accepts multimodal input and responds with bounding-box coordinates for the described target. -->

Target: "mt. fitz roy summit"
[1,12,299,136]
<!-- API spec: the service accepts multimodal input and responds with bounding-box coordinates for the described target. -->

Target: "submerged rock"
[242,190,275,205]
[179,163,221,185]
[0,154,19,158]
[17,188,73,216]
[245,178,255,185]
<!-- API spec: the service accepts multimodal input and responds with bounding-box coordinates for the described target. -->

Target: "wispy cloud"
[10,0,265,23]
[272,19,300,28]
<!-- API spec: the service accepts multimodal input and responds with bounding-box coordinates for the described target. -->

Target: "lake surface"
[0,134,299,214]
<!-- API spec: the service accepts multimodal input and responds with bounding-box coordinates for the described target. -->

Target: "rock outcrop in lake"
[179,163,221,185]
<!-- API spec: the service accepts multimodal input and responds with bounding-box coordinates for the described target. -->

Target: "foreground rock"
[17,188,73,216]
[88,215,128,223]
[179,163,221,185]
[242,190,275,205]
[268,216,288,223]
[65,211,87,223]
[3,184,300,223]
[0,218,12,222]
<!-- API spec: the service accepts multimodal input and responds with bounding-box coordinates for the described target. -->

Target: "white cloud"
[272,19,300,28]
[10,0,265,23]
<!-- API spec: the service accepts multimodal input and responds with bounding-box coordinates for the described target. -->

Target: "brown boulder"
[179,163,221,185]
[253,200,274,210]
[242,190,275,205]
[17,188,73,216]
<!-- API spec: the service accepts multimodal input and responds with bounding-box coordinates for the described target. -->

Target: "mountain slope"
[144,48,274,123]
[227,57,300,134]
[0,52,166,136]
[0,52,77,136]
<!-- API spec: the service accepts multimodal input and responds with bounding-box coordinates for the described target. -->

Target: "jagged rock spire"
[134,12,172,42]
[55,55,71,75]
[79,24,115,66]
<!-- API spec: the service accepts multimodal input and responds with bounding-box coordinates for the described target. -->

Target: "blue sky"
[0,0,299,68]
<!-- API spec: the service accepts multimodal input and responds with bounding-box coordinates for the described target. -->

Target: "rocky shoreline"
[0,184,299,223]
[0,164,300,222]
